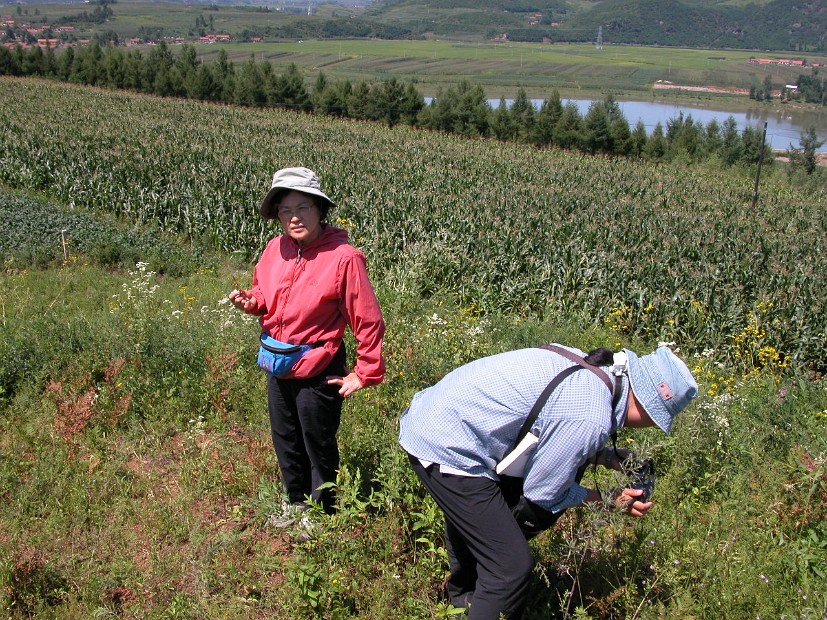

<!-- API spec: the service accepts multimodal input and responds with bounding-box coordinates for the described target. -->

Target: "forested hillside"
[366,0,826,51]
[3,0,824,51]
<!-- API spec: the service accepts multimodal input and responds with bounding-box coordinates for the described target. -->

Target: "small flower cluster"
[110,261,159,312]
[605,305,632,334]
[692,347,736,398]
[730,302,789,375]
[696,388,737,448]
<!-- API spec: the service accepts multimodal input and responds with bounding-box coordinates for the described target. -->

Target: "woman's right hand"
[612,488,653,517]
[228,289,257,312]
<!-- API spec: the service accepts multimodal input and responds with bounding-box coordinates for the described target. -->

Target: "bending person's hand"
[613,488,653,517]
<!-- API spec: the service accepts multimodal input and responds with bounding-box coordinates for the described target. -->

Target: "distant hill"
[4,0,822,51]
[365,0,826,51]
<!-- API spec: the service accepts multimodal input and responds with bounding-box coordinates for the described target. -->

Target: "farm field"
[0,77,825,618]
[8,2,827,98]
[3,76,826,371]
[127,39,827,99]
[194,40,787,97]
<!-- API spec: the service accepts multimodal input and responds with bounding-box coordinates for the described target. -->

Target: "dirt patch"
[773,151,827,166]
[653,82,750,96]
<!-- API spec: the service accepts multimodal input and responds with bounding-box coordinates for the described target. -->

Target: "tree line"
[2,40,820,172]
[795,72,827,106]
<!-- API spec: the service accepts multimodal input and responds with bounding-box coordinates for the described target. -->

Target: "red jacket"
[245,225,385,385]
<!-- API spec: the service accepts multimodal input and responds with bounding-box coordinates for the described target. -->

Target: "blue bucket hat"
[624,346,698,434]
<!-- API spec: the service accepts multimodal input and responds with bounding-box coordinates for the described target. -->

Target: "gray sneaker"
[291,512,318,543]
[268,501,307,528]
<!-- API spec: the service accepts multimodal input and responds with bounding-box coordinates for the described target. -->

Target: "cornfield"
[1,76,825,372]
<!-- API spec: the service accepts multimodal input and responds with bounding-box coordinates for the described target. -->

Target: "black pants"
[408,454,534,620]
[267,345,346,513]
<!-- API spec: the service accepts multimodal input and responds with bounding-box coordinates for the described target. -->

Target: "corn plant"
[1,77,825,375]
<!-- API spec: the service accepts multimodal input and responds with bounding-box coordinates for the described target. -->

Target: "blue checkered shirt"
[399,345,629,513]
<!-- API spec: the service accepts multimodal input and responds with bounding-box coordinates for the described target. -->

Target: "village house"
[749,57,807,67]
[198,33,232,44]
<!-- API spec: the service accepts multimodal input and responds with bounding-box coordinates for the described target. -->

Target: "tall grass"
[0,242,824,618]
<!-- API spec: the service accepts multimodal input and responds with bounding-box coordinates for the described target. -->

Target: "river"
[480,97,827,152]
[562,99,827,152]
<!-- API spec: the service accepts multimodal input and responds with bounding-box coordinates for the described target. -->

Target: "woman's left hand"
[327,372,364,398]
[599,447,632,470]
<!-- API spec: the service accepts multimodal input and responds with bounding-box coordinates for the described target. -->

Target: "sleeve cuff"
[548,484,588,513]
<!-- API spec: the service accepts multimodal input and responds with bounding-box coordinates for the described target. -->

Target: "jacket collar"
[281,224,348,255]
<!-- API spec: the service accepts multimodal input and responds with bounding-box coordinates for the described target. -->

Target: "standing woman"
[229,167,385,525]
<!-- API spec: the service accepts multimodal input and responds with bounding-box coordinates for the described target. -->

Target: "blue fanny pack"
[257,334,314,377]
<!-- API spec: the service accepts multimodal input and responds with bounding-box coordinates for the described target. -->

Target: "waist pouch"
[257,333,314,377]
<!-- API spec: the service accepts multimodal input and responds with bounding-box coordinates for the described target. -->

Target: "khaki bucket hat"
[260,167,338,219]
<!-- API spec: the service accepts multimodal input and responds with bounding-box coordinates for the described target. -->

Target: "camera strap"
[539,345,623,410]
[508,346,622,458]
[538,345,623,439]
[511,364,582,450]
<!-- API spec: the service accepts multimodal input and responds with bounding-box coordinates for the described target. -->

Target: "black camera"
[628,458,655,502]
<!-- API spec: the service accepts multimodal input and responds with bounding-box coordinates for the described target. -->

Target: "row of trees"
[749,75,774,102]
[0,40,807,169]
[796,72,826,106]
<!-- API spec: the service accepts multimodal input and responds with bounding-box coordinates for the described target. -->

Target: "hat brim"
[260,186,337,219]
[624,348,671,434]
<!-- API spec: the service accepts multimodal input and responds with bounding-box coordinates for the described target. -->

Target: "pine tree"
[531,91,563,147]
[509,88,535,143]
[583,101,611,154]
[721,116,742,166]
[553,102,583,150]
[788,127,823,175]
[643,123,666,160]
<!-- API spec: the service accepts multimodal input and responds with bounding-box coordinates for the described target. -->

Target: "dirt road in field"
[652,82,751,95]
[774,152,827,166]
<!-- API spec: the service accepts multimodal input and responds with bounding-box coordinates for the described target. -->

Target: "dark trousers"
[408,454,534,620]
[267,345,346,513]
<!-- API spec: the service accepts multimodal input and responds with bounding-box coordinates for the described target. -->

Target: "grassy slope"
[0,80,825,618]
[1,191,825,619]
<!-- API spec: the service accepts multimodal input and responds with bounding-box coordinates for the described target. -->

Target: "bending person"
[399,343,697,619]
